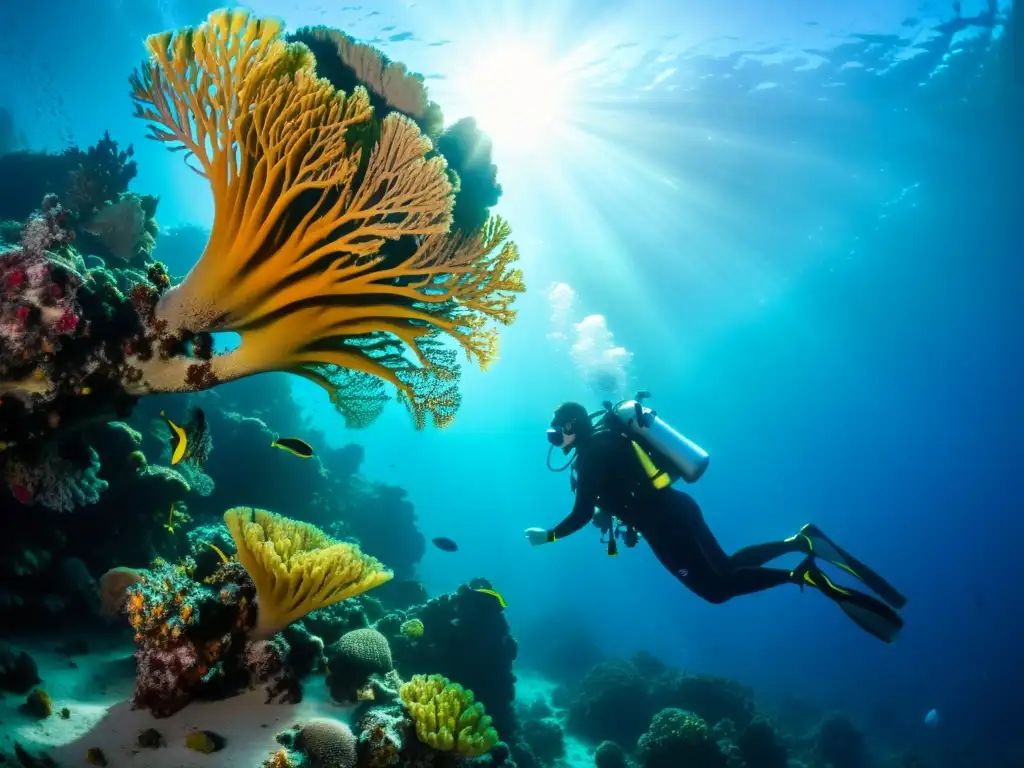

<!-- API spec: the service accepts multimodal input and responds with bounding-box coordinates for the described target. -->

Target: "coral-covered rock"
[127,559,307,716]
[566,658,654,747]
[650,672,755,730]
[521,717,565,765]
[593,740,629,768]
[636,708,726,768]
[737,715,788,768]
[0,642,40,693]
[813,712,866,768]
[384,578,519,741]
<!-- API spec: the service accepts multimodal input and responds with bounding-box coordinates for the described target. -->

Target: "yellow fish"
[163,503,177,533]
[475,588,507,609]
[161,408,209,466]
[270,436,315,459]
[162,410,189,465]
[207,543,230,564]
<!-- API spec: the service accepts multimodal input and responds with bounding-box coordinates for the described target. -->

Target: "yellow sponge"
[224,507,393,638]
[399,674,499,758]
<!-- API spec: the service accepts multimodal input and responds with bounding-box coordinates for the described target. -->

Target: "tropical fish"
[207,542,230,564]
[161,408,209,467]
[164,503,177,533]
[432,537,459,552]
[475,588,507,609]
[271,436,315,459]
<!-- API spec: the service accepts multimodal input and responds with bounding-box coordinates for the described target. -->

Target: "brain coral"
[294,718,357,768]
[326,628,393,701]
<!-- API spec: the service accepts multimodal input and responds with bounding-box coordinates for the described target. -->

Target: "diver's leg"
[643,491,795,604]
[727,538,807,568]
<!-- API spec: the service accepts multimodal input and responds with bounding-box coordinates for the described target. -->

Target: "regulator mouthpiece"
[546,427,564,447]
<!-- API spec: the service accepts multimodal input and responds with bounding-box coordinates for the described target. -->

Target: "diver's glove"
[525,527,550,546]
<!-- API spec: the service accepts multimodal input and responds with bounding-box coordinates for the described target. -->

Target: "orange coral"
[125,9,523,428]
[300,27,430,118]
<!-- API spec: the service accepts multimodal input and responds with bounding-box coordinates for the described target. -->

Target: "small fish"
[164,503,177,533]
[207,542,230,564]
[271,436,315,459]
[924,708,940,727]
[162,408,209,466]
[475,588,507,609]
[432,537,459,552]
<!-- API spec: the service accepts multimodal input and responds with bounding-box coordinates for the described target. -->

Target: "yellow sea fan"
[224,506,393,638]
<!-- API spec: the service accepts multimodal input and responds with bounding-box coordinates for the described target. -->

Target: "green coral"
[399,674,499,758]
[400,618,424,639]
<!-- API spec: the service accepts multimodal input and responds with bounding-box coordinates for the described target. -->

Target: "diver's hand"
[525,527,549,546]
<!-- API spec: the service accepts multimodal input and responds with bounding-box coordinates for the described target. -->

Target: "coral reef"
[376,578,519,740]
[0,9,523,576]
[122,507,374,718]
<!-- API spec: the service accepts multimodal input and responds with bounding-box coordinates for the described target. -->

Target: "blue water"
[2,0,1019,763]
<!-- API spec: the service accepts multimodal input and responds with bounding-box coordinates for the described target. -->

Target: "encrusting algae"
[399,673,499,758]
[124,8,525,429]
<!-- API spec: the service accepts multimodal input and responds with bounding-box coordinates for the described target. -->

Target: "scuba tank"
[603,390,709,484]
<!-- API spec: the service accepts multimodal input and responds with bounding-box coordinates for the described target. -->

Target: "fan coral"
[224,506,393,638]
[123,9,524,430]
[399,673,500,758]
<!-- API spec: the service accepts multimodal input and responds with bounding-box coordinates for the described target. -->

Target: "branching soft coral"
[224,506,392,639]
[122,9,524,429]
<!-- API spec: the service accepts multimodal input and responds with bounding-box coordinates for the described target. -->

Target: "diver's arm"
[546,493,596,542]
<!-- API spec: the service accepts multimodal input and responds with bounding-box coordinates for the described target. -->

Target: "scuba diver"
[525,394,907,643]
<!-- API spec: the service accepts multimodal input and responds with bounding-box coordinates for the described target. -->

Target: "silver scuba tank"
[607,392,709,484]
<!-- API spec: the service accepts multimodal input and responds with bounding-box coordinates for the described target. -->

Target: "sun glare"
[456,42,573,153]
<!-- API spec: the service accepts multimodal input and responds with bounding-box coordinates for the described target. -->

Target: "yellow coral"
[399,674,499,758]
[224,506,392,638]
[126,8,524,429]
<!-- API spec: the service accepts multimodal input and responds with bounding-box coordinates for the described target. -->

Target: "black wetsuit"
[546,430,804,604]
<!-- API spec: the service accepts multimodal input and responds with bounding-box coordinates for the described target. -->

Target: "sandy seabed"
[1,635,352,767]
[2,636,594,768]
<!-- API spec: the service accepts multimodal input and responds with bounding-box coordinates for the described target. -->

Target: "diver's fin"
[792,556,904,644]
[788,524,907,610]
